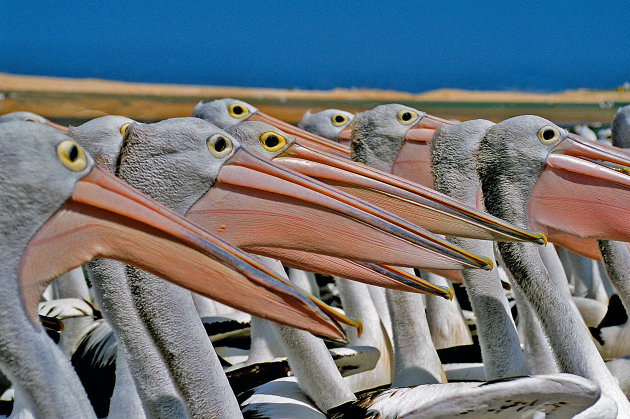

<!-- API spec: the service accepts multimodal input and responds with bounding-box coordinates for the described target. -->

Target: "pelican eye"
[331,113,349,127]
[207,133,233,158]
[24,117,39,122]
[537,126,561,145]
[397,109,418,125]
[120,122,131,136]
[260,131,286,152]
[228,102,250,119]
[57,140,87,172]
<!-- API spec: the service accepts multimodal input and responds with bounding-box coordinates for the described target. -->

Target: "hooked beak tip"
[444,287,454,301]
[355,318,364,338]
[539,232,548,246]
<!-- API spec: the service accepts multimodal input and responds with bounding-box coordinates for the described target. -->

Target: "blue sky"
[2,1,629,92]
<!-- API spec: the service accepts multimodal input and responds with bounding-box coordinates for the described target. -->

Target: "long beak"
[247,111,351,157]
[187,148,492,273]
[275,247,453,298]
[274,142,545,243]
[529,135,630,248]
[19,167,349,340]
[44,121,70,134]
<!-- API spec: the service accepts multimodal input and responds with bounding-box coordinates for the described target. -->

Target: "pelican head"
[476,115,630,254]
[297,109,354,141]
[0,111,69,133]
[341,104,454,186]
[67,115,133,172]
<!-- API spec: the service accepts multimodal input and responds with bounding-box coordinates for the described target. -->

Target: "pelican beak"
[187,148,492,276]
[338,126,352,146]
[529,134,630,248]
[247,111,351,157]
[20,167,350,341]
[278,249,453,298]
[44,121,70,134]
[388,115,456,187]
[274,142,545,244]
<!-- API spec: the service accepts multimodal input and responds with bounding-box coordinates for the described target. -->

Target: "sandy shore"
[1,73,629,124]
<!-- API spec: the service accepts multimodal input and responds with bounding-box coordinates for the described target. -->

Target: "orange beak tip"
[484,258,494,271]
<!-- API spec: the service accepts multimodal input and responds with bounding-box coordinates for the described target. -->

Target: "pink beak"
[529,135,630,258]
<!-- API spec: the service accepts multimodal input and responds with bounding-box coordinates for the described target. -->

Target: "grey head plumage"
[350,104,424,172]
[0,111,50,124]
[68,115,134,173]
[117,117,240,214]
[612,105,630,148]
[0,121,94,262]
[297,109,354,141]
[226,121,295,160]
[191,98,257,130]
[430,119,494,203]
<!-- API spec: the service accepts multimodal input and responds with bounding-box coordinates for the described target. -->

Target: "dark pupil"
[68,145,79,161]
[402,112,412,121]
[335,115,345,123]
[265,135,280,148]
[214,137,227,152]
[543,129,555,141]
[233,105,243,115]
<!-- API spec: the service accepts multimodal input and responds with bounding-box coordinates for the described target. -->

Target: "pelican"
[0,121,347,417]
[297,108,354,141]
[428,119,531,379]
[475,115,630,414]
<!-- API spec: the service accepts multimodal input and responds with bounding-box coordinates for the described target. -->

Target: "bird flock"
[1,100,630,418]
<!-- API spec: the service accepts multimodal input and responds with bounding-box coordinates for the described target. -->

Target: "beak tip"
[445,287,454,301]
[482,257,494,271]
[539,232,548,246]
[355,318,364,338]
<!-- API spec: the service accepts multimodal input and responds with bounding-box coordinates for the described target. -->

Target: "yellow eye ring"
[57,140,87,172]
[331,113,349,127]
[120,122,131,136]
[396,109,418,125]
[259,131,286,152]
[207,133,233,158]
[228,102,250,119]
[24,117,39,122]
[537,125,561,145]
